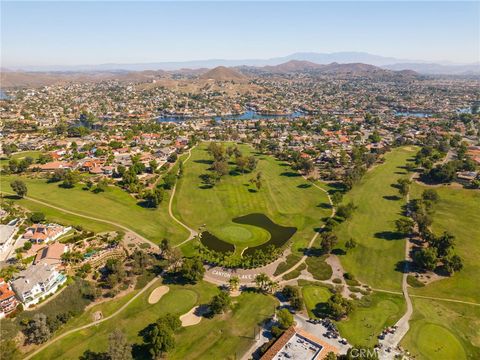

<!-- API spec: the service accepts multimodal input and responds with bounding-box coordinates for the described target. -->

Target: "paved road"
[23,277,159,360]
[5,153,480,359]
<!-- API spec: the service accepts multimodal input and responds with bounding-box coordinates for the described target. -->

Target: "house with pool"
[11,263,67,307]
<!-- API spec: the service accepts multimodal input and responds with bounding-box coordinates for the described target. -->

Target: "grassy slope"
[32,282,276,360]
[4,196,115,233]
[1,175,188,245]
[335,146,417,291]
[402,298,480,360]
[31,280,217,359]
[170,292,277,360]
[301,284,332,318]
[0,151,42,168]
[336,292,405,347]
[410,184,480,303]
[174,143,330,255]
[401,185,480,359]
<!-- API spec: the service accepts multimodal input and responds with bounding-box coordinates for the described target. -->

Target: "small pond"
[234,213,296,256]
[199,213,296,256]
[200,231,235,253]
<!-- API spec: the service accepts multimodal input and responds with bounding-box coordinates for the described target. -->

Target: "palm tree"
[254,273,270,292]
[228,276,240,292]
[267,280,279,294]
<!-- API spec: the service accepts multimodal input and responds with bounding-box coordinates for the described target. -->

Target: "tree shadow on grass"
[136,200,156,209]
[131,344,151,360]
[383,195,401,201]
[2,194,20,200]
[199,184,214,189]
[331,248,346,256]
[375,231,405,241]
[394,260,411,274]
[280,171,301,177]
[248,188,258,193]
[327,182,348,193]
[194,159,213,165]
[313,302,329,318]
[317,203,332,209]
[297,183,312,189]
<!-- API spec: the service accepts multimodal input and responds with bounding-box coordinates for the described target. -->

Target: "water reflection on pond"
[200,231,235,253]
[199,213,296,256]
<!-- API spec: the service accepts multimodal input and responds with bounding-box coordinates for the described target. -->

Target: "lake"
[0,90,9,100]
[158,110,304,123]
[199,213,296,256]
[394,111,432,118]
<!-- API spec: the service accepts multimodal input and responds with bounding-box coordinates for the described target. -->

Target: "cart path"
[1,191,159,249]
[23,277,159,360]
[273,179,335,281]
[168,147,199,247]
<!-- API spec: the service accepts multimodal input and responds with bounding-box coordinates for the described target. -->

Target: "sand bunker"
[180,305,208,327]
[148,285,169,304]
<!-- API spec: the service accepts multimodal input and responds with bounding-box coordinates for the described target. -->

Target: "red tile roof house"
[0,278,19,318]
[29,161,74,172]
[23,224,72,244]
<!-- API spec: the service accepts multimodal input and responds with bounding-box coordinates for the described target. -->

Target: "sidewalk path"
[169,147,199,248]
[273,179,335,281]
[0,191,159,250]
[23,277,159,360]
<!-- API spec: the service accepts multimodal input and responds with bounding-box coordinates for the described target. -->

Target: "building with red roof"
[0,278,18,318]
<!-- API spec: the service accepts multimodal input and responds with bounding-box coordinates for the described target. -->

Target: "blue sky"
[1,1,478,66]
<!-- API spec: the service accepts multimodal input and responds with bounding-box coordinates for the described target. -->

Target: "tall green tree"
[10,180,27,198]
[108,330,132,360]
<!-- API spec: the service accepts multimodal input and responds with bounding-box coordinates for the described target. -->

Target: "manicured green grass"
[301,284,332,318]
[54,289,141,336]
[336,292,405,347]
[0,151,42,168]
[305,255,333,280]
[335,146,418,291]
[3,196,114,233]
[409,184,480,303]
[1,174,188,245]
[169,292,277,360]
[174,143,331,256]
[274,253,302,276]
[31,280,218,359]
[282,263,306,280]
[32,283,277,360]
[402,298,480,360]
[214,223,270,249]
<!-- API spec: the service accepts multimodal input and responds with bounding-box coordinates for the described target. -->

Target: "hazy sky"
[1,1,479,66]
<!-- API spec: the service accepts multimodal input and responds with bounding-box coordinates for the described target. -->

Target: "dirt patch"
[412,271,447,285]
[180,305,209,327]
[92,311,103,321]
[148,285,169,304]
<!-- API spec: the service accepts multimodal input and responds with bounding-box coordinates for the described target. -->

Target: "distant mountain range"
[0,61,420,88]
[3,52,479,75]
